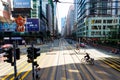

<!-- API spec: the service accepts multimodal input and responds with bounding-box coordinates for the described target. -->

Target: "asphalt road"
[0,38,120,80]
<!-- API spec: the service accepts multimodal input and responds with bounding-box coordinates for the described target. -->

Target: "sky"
[56,0,74,32]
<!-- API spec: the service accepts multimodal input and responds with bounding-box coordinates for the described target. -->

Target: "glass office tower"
[77,0,120,40]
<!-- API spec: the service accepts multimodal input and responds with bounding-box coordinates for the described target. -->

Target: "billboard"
[25,18,40,32]
[13,0,32,8]
[0,22,16,32]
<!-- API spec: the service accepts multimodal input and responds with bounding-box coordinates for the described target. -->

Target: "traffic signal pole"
[13,42,18,80]
[31,43,35,80]
[27,43,40,80]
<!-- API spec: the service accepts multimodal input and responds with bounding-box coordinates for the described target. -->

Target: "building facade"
[0,0,13,33]
[66,5,74,36]
[76,0,120,40]
[61,17,66,36]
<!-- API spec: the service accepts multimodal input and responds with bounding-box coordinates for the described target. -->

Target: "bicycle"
[81,57,94,65]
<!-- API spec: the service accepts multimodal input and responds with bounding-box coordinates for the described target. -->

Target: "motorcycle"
[81,57,94,65]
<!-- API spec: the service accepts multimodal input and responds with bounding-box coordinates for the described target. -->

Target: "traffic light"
[27,47,40,63]
[34,48,40,59]
[27,47,33,63]
[3,47,13,63]
[16,48,20,60]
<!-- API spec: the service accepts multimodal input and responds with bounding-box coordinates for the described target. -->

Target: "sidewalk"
[88,44,120,57]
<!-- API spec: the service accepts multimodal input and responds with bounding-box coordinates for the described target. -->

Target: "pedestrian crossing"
[0,39,120,80]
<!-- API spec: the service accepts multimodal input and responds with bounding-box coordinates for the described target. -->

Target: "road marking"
[21,53,46,79]
[104,58,120,67]
[10,64,31,80]
[0,56,26,74]
[20,69,31,79]
[2,61,27,80]
[1,56,27,80]
[50,55,58,80]
[38,52,56,80]
[10,62,30,80]
[101,59,120,72]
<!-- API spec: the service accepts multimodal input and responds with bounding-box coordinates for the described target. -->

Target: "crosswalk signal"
[3,47,13,63]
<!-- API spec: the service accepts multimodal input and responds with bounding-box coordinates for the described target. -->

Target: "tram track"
[63,39,96,80]
[86,46,120,72]
[64,39,120,80]
[79,44,120,79]
[2,39,119,80]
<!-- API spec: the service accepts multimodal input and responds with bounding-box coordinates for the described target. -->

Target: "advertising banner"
[0,22,16,32]
[25,18,40,32]
[13,0,32,8]
[15,15,26,32]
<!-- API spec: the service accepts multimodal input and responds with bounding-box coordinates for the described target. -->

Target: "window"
[95,20,101,23]
[96,31,101,35]
[113,19,117,23]
[3,5,9,11]
[92,26,97,30]
[107,20,112,23]
[98,26,101,29]
[103,20,106,23]
[103,26,106,29]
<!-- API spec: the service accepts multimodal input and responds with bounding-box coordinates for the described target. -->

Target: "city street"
[0,38,120,80]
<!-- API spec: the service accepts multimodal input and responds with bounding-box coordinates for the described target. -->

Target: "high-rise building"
[46,4,53,34]
[76,0,120,40]
[12,0,33,18]
[0,0,13,32]
[61,17,66,36]
[66,5,74,36]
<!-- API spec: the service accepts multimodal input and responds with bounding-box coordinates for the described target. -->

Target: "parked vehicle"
[1,44,13,49]
[80,43,86,48]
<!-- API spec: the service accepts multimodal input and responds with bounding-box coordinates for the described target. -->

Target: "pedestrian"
[22,40,26,47]
[76,43,79,50]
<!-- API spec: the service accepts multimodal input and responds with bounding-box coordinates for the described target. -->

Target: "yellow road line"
[21,70,31,79]
[102,60,120,72]
[2,59,27,80]
[21,53,46,79]
[21,54,45,79]
[10,63,31,80]
[106,58,120,66]
[104,59,120,67]
[101,57,120,68]
[0,56,26,73]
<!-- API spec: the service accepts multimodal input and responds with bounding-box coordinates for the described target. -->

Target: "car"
[1,44,13,49]
[0,44,13,54]
[80,43,86,48]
